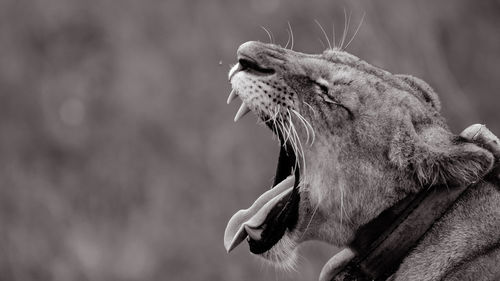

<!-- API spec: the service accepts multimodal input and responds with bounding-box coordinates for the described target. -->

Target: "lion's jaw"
[225,41,494,269]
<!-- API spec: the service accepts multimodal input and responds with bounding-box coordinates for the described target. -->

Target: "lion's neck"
[393,181,500,280]
[305,138,419,246]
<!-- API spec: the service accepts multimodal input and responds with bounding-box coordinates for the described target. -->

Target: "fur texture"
[229,41,499,280]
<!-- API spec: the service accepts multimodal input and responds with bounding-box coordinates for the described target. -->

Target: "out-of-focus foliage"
[0,0,499,280]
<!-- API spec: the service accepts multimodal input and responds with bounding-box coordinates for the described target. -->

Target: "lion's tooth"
[244,225,263,241]
[234,103,251,122]
[228,63,242,81]
[227,89,237,104]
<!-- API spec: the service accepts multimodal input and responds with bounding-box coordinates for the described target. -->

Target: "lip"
[238,56,275,75]
[228,56,275,81]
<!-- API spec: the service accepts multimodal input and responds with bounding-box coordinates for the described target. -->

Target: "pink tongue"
[224,175,295,252]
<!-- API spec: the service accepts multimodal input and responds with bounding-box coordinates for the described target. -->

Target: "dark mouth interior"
[247,121,301,254]
[238,58,275,75]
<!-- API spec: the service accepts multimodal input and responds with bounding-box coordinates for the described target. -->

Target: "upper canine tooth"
[234,103,251,122]
[228,63,241,81]
[227,89,237,104]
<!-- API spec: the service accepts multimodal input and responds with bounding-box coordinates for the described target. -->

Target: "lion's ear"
[412,126,494,187]
[389,121,494,187]
[396,74,441,111]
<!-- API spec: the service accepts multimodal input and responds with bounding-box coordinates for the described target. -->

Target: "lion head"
[224,41,493,271]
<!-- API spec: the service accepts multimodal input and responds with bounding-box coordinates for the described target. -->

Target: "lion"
[224,41,500,280]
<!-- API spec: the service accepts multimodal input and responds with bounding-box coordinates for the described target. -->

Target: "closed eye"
[317,83,328,94]
[314,77,329,94]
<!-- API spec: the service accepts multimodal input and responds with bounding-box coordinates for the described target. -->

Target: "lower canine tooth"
[227,89,237,104]
[244,225,263,241]
[234,103,251,122]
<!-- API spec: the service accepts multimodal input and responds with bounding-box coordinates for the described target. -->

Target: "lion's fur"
[230,41,500,280]
[394,181,500,280]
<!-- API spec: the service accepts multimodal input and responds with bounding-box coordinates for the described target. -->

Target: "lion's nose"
[237,41,266,58]
[235,41,276,76]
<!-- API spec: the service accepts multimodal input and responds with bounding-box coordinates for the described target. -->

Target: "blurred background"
[0,0,499,280]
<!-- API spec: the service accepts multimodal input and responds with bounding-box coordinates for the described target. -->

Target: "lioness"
[224,41,500,280]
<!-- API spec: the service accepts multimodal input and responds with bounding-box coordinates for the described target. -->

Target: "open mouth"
[224,136,301,254]
[224,63,301,255]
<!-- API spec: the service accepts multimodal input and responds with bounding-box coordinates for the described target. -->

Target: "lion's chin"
[258,234,300,272]
[223,172,301,252]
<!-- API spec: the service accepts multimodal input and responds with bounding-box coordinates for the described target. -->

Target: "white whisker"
[314,19,331,49]
[292,109,316,146]
[286,122,298,156]
[345,11,352,47]
[269,28,276,44]
[332,22,336,49]
[340,8,352,49]
[303,101,317,117]
[300,196,322,240]
[260,26,273,44]
[282,114,293,143]
[288,113,305,172]
[271,119,279,139]
[284,29,291,49]
[343,12,365,51]
[286,111,298,147]
[287,21,294,50]
[291,110,310,144]
[338,183,353,225]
